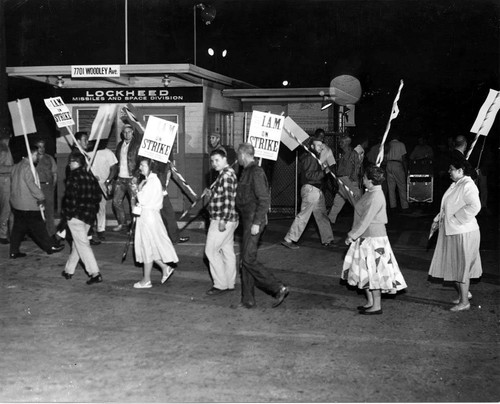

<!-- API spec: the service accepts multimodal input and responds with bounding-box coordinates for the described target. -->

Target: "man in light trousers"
[282,133,335,249]
[204,149,238,295]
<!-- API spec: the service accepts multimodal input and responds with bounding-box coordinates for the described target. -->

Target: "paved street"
[1,209,498,402]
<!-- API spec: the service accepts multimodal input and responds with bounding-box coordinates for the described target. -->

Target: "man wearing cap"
[111,124,141,232]
[282,132,335,249]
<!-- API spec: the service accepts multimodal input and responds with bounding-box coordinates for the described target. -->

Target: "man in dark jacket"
[282,133,335,249]
[61,152,103,284]
[9,145,64,259]
[234,143,289,309]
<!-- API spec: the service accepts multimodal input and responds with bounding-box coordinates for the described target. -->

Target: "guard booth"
[6,64,255,217]
[222,88,357,216]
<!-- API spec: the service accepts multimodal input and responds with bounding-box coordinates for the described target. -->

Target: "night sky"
[4,0,500,145]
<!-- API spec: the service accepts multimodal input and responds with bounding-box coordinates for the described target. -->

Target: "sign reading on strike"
[248,111,284,161]
[138,116,178,163]
[44,97,75,128]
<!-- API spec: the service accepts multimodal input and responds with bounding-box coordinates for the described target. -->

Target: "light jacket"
[434,176,480,236]
[10,158,45,211]
[348,185,387,240]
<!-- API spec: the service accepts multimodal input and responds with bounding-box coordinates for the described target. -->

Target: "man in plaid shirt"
[204,149,238,296]
[61,152,103,285]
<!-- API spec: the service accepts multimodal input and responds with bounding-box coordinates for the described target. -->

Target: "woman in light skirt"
[133,158,178,288]
[341,165,407,315]
[428,157,481,311]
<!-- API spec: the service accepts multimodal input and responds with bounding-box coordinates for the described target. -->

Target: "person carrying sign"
[111,124,142,232]
[204,148,239,295]
[281,132,335,249]
[328,135,362,224]
[9,145,65,259]
[61,151,103,284]
[133,158,179,288]
[234,143,289,309]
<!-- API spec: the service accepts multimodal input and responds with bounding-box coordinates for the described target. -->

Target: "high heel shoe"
[452,292,472,305]
[161,266,175,284]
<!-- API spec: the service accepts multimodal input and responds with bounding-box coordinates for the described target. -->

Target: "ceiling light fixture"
[56,76,65,88]
[162,74,171,87]
[321,96,334,111]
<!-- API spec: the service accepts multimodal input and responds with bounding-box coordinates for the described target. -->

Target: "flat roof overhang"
[223,87,360,105]
[6,63,257,89]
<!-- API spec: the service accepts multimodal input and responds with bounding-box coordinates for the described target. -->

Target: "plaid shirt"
[62,167,101,225]
[208,166,238,222]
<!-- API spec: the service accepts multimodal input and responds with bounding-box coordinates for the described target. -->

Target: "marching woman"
[428,157,482,311]
[341,165,407,314]
[133,158,178,288]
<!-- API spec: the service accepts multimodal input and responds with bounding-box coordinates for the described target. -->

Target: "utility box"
[408,174,433,203]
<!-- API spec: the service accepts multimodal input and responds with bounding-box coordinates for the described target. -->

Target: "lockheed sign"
[59,87,203,104]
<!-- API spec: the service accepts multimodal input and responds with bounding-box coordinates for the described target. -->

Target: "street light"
[193,3,216,66]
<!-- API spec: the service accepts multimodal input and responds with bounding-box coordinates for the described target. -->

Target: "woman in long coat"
[428,157,482,311]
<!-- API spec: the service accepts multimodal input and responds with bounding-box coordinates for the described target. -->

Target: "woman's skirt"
[428,229,482,282]
[341,236,407,293]
[134,208,179,264]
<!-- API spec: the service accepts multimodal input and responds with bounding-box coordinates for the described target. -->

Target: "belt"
[388,160,402,162]
[40,181,50,184]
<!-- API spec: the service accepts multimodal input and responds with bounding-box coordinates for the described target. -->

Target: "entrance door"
[139,107,185,211]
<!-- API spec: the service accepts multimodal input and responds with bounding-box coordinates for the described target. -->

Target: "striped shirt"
[208,166,238,222]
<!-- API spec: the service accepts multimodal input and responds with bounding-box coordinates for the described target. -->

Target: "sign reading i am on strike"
[138,116,178,163]
[44,97,75,128]
[248,111,284,161]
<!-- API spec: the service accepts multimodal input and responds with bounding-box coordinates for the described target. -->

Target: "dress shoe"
[450,303,471,312]
[359,309,383,315]
[86,273,103,285]
[133,280,152,289]
[452,292,472,305]
[161,266,175,284]
[10,252,27,259]
[61,271,73,280]
[272,285,289,308]
[357,305,373,311]
[322,241,335,247]
[113,224,125,232]
[281,240,299,250]
[0,238,9,244]
[97,231,106,241]
[178,236,189,243]
[48,244,65,254]
[231,301,255,309]
[89,238,101,246]
[206,287,233,296]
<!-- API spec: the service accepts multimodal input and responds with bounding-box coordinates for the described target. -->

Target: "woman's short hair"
[450,157,475,177]
[365,164,385,185]
[138,157,159,173]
